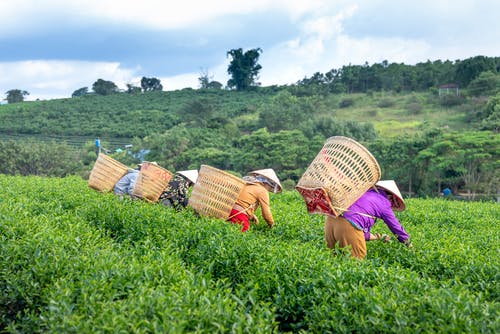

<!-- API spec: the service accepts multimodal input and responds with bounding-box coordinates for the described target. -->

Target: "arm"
[380,205,410,243]
[257,187,274,227]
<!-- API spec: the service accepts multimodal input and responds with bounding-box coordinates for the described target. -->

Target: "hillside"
[0,85,498,198]
[0,88,480,140]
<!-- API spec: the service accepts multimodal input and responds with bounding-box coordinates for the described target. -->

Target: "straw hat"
[375,180,405,211]
[249,169,282,193]
[178,170,198,184]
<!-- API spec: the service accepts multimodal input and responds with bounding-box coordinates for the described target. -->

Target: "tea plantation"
[0,175,498,333]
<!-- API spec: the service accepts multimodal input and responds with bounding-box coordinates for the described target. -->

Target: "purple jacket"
[342,189,410,242]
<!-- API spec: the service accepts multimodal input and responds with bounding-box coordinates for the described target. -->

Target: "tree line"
[5,52,499,103]
[3,47,263,103]
[0,88,498,199]
[0,52,498,199]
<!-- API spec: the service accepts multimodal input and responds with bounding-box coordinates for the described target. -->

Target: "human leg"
[333,217,367,259]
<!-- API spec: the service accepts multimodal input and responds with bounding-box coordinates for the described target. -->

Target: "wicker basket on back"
[296,136,381,217]
[88,153,130,192]
[188,165,245,219]
[133,162,173,202]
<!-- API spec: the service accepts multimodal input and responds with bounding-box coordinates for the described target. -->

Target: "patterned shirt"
[159,173,190,210]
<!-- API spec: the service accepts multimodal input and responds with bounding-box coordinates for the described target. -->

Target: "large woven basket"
[188,165,245,219]
[88,153,130,192]
[296,136,381,217]
[133,162,173,202]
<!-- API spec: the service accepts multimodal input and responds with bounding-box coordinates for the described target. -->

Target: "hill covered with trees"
[0,55,498,198]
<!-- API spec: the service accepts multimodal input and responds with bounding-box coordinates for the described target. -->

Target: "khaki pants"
[324,216,367,259]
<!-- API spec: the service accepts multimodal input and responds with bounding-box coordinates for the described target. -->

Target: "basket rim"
[324,136,381,176]
[199,164,245,184]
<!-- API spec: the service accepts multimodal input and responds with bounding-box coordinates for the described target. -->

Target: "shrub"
[339,98,354,108]
[406,102,423,115]
[377,98,395,108]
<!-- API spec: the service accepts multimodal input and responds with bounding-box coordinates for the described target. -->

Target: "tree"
[199,71,223,89]
[198,69,212,89]
[207,81,223,89]
[0,139,82,176]
[71,87,88,98]
[5,89,29,103]
[140,77,163,92]
[226,48,262,90]
[126,83,142,94]
[480,93,500,132]
[258,91,310,132]
[467,71,500,97]
[455,56,497,87]
[92,79,118,95]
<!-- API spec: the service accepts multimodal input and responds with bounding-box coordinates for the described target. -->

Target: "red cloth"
[228,208,250,232]
[296,187,337,216]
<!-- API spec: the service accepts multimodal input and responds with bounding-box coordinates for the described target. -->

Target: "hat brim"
[375,180,406,211]
[249,169,282,193]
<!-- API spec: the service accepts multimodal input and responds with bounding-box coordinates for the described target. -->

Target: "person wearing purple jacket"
[324,180,412,259]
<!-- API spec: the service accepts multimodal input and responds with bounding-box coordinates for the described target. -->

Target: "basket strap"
[333,206,377,220]
[227,203,257,220]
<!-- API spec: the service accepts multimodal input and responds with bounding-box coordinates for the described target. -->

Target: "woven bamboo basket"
[296,136,381,217]
[132,162,173,202]
[188,165,245,219]
[88,153,130,192]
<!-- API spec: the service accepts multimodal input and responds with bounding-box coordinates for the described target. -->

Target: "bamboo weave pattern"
[88,153,129,192]
[133,163,173,202]
[188,165,245,219]
[296,136,381,217]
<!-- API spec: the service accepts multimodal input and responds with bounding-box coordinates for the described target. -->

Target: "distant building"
[438,84,460,97]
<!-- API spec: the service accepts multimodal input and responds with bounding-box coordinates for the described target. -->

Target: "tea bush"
[0,175,498,333]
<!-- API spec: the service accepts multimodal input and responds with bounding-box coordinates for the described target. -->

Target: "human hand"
[379,234,391,243]
[404,240,413,248]
[374,233,390,242]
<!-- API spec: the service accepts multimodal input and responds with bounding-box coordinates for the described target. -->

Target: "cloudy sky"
[1,0,499,101]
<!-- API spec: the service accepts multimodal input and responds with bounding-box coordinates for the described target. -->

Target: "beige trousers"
[324,216,367,259]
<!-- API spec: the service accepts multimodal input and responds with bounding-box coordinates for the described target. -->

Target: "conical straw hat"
[249,169,282,193]
[375,180,405,211]
[178,170,199,184]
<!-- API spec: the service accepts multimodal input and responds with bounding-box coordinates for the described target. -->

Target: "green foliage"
[467,71,500,97]
[0,176,498,332]
[92,79,118,95]
[0,140,83,176]
[258,91,313,132]
[0,64,497,196]
[71,87,88,98]
[339,98,354,108]
[227,48,263,90]
[141,77,163,92]
[480,93,500,132]
[4,89,29,103]
[377,98,395,108]
[439,94,465,107]
[126,83,141,94]
[455,55,499,87]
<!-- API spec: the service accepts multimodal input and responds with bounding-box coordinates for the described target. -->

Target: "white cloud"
[0,60,138,100]
[159,72,200,91]
[0,0,335,34]
[1,0,498,100]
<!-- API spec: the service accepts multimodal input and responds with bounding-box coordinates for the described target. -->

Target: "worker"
[159,170,198,210]
[228,169,282,232]
[324,180,412,259]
